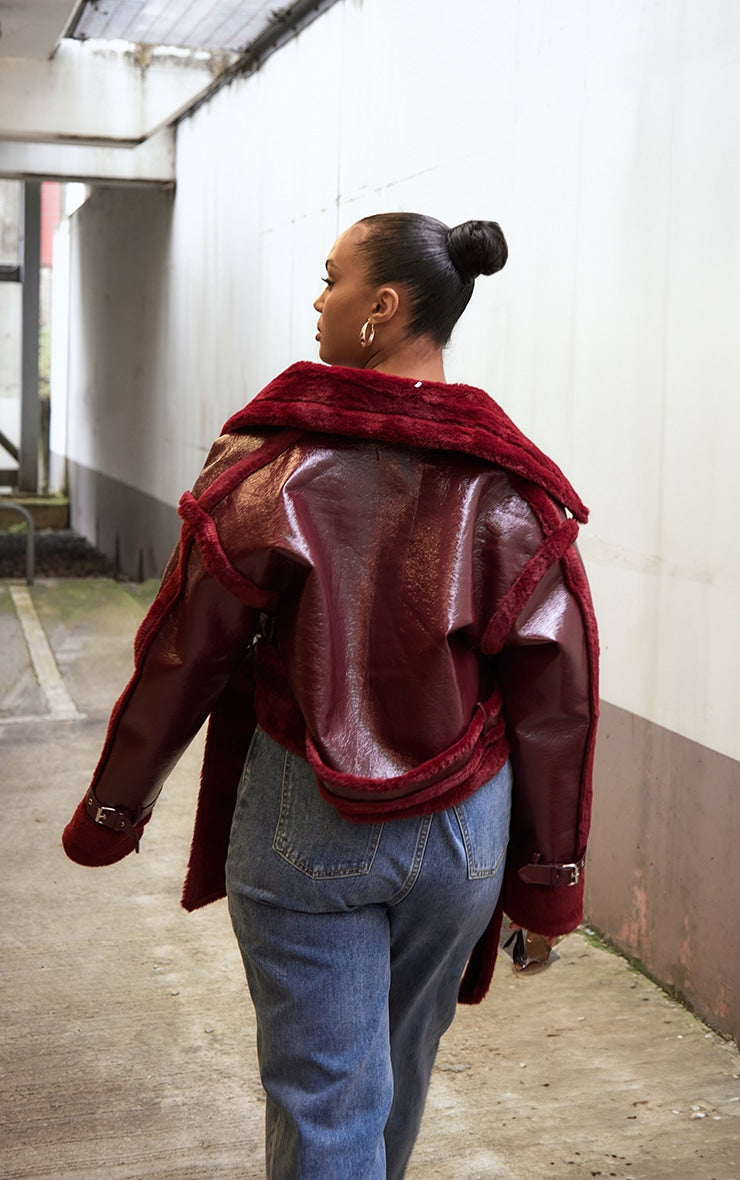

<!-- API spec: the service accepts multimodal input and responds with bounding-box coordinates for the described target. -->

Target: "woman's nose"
[313,292,324,312]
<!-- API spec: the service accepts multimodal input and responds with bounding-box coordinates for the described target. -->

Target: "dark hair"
[355,213,507,346]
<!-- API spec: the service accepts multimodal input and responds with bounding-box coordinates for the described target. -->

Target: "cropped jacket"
[66,362,599,1002]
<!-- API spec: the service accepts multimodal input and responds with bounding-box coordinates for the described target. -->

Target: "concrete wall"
[54,0,740,1040]
[0,284,20,445]
[54,187,181,571]
[588,702,739,1040]
[0,180,21,478]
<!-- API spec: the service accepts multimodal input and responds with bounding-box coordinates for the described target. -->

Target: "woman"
[63,213,599,1179]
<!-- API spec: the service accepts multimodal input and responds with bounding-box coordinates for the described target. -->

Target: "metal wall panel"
[60,0,740,767]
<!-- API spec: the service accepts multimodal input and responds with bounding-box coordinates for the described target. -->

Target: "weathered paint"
[586,701,740,1042]
[64,455,180,581]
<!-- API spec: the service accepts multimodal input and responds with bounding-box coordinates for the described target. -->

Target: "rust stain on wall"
[586,701,739,1043]
[619,869,648,954]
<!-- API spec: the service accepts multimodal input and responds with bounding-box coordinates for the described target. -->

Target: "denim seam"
[453,803,508,880]
[273,749,384,880]
[388,815,433,906]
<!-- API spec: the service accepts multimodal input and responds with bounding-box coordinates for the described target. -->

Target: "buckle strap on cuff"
[517,853,586,887]
[85,791,143,853]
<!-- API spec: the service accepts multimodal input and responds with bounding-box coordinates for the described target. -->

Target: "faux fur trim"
[316,737,509,822]
[180,672,256,913]
[481,518,580,653]
[307,695,503,793]
[179,491,277,611]
[195,428,303,513]
[501,869,586,939]
[458,899,505,1004]
[223,363,589,523]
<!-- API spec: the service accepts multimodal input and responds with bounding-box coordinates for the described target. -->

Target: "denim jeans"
[226,727,511,1179]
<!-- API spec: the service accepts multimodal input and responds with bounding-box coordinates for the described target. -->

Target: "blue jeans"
[226,727,511,1179]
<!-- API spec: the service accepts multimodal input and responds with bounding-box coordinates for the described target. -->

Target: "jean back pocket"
[274,750,383,880]
[452,761,512,879]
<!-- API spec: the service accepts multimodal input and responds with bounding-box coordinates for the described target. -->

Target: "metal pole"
[19,182,41,493]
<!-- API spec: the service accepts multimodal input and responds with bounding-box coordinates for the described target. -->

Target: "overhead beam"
[0,0,81,59]
[0,40,235,143]
[0,127,176,185]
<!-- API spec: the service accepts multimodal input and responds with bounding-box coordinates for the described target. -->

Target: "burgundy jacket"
[63,362,599,1002]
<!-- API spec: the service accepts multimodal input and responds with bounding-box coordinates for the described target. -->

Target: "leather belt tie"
[85,791,143,853]
[517,853,586,887]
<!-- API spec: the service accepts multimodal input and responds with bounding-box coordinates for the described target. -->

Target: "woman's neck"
[363,341,446,384]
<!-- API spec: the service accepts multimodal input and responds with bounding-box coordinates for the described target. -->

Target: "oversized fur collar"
[222,362,589,523]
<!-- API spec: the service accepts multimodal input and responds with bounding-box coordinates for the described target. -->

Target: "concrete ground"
[1,575,738,1180]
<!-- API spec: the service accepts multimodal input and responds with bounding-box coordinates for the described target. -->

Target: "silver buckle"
[93,803,118,826]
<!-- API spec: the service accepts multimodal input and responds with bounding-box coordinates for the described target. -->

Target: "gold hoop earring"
[360,319,376,348]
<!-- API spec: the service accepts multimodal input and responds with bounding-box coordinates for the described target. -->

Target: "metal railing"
[1,503,35,585]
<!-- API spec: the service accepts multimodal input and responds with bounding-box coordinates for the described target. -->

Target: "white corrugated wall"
[59,0,740,767]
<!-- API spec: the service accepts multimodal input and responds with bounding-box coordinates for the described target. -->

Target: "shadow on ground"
[0,529,116,578]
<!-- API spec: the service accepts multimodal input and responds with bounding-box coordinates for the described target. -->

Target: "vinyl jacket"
[63,362,599,1002]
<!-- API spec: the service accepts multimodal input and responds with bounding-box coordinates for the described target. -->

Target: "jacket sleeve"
[494,541,599,937]
[62,537,259,866]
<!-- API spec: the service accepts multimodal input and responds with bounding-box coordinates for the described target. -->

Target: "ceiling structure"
[0,0,338,493]
[0,0,337,184]
[70,0,281,54]
[0,0,80,59]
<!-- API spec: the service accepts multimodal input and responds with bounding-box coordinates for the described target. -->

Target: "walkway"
[1,577,738,1179]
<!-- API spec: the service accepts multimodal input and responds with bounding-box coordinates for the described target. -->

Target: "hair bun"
[446,220,508,281]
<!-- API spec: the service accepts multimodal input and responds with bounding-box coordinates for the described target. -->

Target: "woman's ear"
[371,285,401,324]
